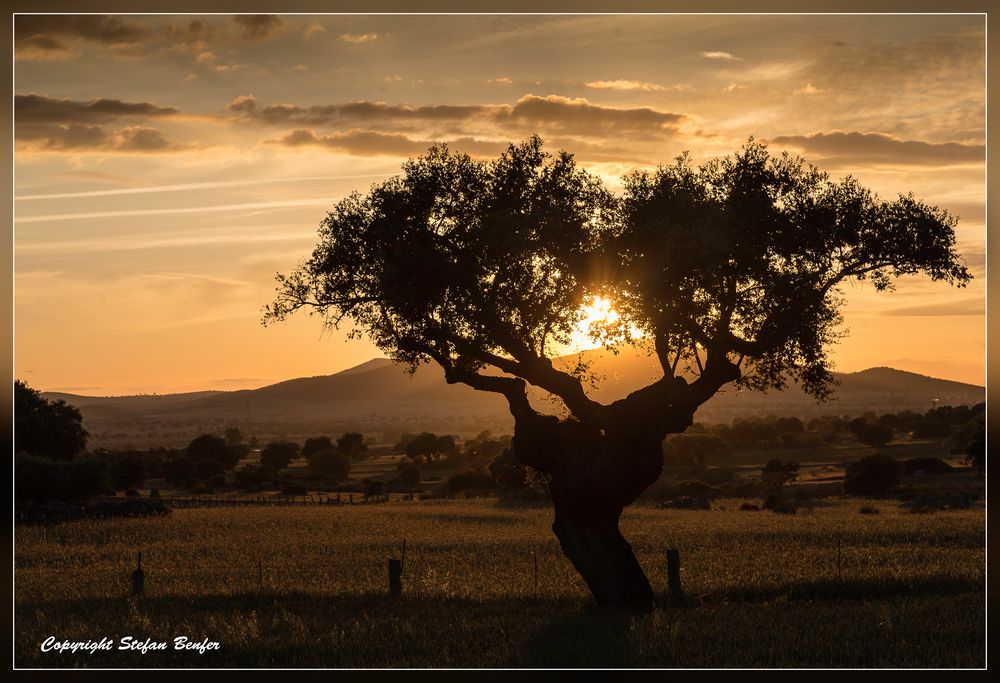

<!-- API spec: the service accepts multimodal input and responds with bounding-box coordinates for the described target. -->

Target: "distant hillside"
[44,348,984,439]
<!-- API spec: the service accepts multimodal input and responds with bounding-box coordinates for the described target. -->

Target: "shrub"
[186,434,239,469]
[488,449,527,491]
[302,436,334,461]
[396,463,421,486]
[282,482,308,496]
[260,441,300,469]
[110,456,145,491]
[195,459,226,479]
[446,468,497,496]
[761,459,799,498]
[337,432,368,460]
[844,454,903,495]
[308,448,350,479]
[15,453,110,503]
[163,457,195,486]
[234,463,278,488]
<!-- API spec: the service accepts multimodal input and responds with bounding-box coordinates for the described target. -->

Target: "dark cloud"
[16,123,186,153]
[769,131,984,166]
[15,94,178,125]
[268,128,506,158]
[882,297,984,317]
[229,94,686,139]
[231,15,284,42]
[15,15,150,58]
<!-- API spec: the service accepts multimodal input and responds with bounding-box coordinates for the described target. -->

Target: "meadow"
[15,497,984,668]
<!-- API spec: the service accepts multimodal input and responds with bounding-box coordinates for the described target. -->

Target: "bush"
[15,453,110,503]
[186,434,239,469]
[336,432,368,460]
[234,463,278,489]
[396,463,421,486]
[446,468,497,496]
[308,448,350,479]
[761,459,799,498]
[261,441,300,469]
[195,459,226,479]
[488,449,527,491]
[302,436,334,461]
[844,454,903,495]
[110,456,145,491]
[163,457,195,486]
[282,482,308,496]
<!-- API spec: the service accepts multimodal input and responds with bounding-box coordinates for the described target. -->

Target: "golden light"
[568,295,621,351]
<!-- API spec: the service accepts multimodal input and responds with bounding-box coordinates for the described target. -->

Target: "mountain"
[44,348,984,443]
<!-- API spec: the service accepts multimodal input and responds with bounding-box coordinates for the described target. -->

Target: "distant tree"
[302,436,334,461]
[844,454,903,495]
[110,456,146,491]
[163,457,195,486]
[396,463,421,486]
[405,432,456,463]
[666,433,727,468]
[14,380,88,460]
[186,434,238,469]
[488,448,527,491]
[224,427,243,446]
[336,432,368,460]
[761,458,800,499]
[195,459,226,480]
[266,137,971,612]
[951,413,985,473]
[260,441,299,469]
[850,421,893,448]
[15,454,110,503]
[308,448,349,479]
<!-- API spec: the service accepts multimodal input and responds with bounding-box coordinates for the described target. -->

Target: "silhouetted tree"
[309,448,350,479]
[186,434,239,469]
[266,137,970,612]
[224,427,243,445]
[110,456,146,491]
[163,457,195,486]
[14,380,88,460]
[302,436,334,461]
[260,441,299,469]
[336,432,367,460]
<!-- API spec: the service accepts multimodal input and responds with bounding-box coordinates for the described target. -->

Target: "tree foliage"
[266,136,969,431]
[14,380,88,460]
[186,434,239,469]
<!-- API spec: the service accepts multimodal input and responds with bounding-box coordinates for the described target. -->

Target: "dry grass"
[15,498,985,667]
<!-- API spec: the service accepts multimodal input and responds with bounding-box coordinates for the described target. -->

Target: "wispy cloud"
[699,50,736,60]
[584,79,665,92]
[339,33,378,43]
[15,198,336,224]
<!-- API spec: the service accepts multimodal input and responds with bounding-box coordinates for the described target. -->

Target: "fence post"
[666,548,684,603]
[131,551,145,597]
[258,557,263,591]
[388,559,402,598]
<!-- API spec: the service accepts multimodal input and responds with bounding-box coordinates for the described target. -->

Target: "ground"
[15,497,984,667]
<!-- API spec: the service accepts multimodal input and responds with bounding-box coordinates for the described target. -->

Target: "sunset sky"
[13,13,986,395]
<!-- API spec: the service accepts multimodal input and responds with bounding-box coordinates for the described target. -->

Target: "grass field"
[15,498,985,668]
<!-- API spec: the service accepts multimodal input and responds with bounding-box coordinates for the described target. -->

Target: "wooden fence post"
[388,559,402,598]
[131,551,145,597]
[666,548,684,603]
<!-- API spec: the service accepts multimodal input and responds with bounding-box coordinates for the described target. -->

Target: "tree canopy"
[266,137,969,427]
[14,380,88,460]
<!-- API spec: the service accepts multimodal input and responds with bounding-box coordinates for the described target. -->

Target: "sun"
[567,295,621,351]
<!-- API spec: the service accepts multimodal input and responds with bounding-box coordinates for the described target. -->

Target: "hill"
[43,348,983,447]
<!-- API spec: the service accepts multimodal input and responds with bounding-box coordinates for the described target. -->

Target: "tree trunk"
[513,412,675,614]
[551,497,656,612]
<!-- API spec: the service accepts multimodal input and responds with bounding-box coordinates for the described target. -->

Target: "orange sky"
[13,14,985,394]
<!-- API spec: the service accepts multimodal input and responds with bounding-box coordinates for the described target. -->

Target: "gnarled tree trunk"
[513,409,683,613]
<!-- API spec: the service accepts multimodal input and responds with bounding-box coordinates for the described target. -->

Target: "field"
[15,498,984,668]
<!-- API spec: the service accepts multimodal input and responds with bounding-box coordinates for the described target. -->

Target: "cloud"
[795,83,824,95]
[231,15,284,42]
[229,93,686,139]
[699,51,736,60]
[584,80,665,92]
[769,131,984,166]
[16,123,188,153]
[303,22,326,39]
[267,128,508,158]
[15,94,178,124]
[339,33,379,43]
[14,94,187,153]
[881,297,984,317]
[15,15,150,59]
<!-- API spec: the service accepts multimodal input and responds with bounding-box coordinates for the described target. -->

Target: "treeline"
[667,403,985,468]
